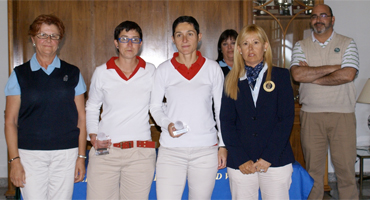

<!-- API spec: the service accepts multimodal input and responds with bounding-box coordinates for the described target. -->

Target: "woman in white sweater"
[150,16,227,199]
[85,21,156,200]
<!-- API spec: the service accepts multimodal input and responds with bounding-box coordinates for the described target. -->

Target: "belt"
[112,141,156,149]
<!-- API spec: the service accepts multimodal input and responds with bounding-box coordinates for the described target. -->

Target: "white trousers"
[19,148,78,200]
[155,146,218,200]
[227,163,293,200]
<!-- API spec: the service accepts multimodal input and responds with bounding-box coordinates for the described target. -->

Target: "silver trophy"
[275,0,292,15]
[274,0,284,15]
[95,133,110,155]
[303,0,314,15]
[257,0,267,15]
[173,121,189,136]
[281,1,292,15]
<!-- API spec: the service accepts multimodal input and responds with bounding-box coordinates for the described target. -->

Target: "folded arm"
[312,67,357,86]
[290,61,341,83]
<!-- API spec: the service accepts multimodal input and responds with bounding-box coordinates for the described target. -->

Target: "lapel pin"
[263,81,275,92]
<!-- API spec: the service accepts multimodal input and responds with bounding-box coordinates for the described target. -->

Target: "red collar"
[106,56,146,81]
[170,51,205,80]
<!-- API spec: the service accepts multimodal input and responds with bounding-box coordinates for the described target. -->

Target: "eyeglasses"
[36,33,60,40]
[310,13,332,20]
[118,37,142,44]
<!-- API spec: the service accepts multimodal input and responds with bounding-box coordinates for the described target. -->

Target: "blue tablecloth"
[22,157,313,200]
[147,161,313,200]
[70,161,312,200]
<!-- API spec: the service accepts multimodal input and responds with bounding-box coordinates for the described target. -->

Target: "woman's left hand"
[217,147,227,169]
[254,158,271,173]
[74,157,86,183]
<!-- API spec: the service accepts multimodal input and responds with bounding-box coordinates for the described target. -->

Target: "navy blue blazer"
[220,67,295,169]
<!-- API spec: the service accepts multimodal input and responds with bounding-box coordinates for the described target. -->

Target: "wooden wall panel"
[167,1,243,60]
[10,0,244,91]
[11,0,93,91]
[92,1,168,72]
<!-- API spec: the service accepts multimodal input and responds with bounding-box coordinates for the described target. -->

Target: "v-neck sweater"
[150,57,225,147]
[86,57,156,143]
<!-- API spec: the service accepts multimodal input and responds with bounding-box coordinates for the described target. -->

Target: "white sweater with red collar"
[86,57,156,143]
[150,57,225,147]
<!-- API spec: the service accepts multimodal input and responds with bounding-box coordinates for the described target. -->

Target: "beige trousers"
[155,146,218,200]
[300,111,358,200]
[86,146,156,200]
[19,148,78,200]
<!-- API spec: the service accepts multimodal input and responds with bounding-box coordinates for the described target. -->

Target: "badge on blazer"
[63,75,68,81]
[263,81,275,92]
[334,48,340,53]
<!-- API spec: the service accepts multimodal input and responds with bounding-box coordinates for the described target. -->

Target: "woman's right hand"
[239,160,256,174]
[168,122,184,138]
[90,134,111,149]
[10,159,26,187]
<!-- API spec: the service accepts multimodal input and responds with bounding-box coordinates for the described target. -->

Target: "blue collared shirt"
[218,59,232,71]
[5,53,86,96]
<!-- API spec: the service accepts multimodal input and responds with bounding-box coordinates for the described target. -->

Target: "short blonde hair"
[224,24,273,100]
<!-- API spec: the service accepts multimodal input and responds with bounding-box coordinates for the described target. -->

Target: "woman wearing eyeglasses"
[150,16,227,199]
[85,21,156,200]
[4,14,87,199]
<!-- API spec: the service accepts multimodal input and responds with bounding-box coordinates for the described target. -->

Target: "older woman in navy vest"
[220,24,295,199]
[4,14,87,200]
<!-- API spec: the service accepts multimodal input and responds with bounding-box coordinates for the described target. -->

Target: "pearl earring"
[33,43,36,47]
[116,46,119,49]
[240,52,242,54]
[264,49,266,52]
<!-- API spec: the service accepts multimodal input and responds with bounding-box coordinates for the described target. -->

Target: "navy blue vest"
[15,60,81,150]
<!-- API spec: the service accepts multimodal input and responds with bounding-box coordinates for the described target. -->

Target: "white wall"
[0,0,9,178]
[0,1,370,178]
[325,0,370,173]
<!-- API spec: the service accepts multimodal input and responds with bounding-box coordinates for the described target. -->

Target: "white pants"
[19,148,78,200]
[156,146,218,200]
[227,163,293,200]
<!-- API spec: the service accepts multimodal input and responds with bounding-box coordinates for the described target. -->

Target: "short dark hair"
[327,5,333,16]
[312,4,334,17]
[216,29,238,62]
[29,14,65,39]
[114,21,143,41]
[172,16,200,36]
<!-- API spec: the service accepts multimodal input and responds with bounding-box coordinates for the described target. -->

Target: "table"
[22,159,314,200]
[71,161,313,200]
[356,146,370,191]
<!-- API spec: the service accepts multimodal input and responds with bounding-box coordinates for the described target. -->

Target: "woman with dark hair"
[85,21,156,200]
[220,24,295,199]
[216,29,238,77]
[150,16,227,199]
[4,14,87,199]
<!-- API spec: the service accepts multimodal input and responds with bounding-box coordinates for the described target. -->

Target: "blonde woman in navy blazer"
[220,24,295,200]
